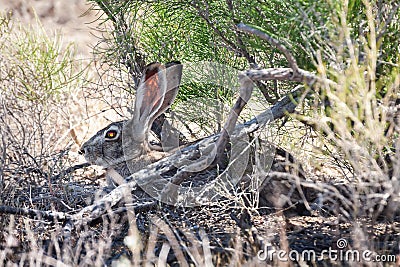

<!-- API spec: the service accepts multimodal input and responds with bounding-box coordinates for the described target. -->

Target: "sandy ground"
[0,0,98,56]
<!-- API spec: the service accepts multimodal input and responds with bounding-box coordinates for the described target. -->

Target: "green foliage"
[89,0,397,107]
[90,0,399,84]
[0,14,85,104]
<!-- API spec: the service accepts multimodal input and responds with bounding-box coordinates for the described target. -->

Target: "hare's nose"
[78,147,85,155]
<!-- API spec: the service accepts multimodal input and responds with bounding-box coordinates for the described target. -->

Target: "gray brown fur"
[80,62,182,185]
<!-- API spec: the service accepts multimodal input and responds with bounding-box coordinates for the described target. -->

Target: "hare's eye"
[105,129,118,140]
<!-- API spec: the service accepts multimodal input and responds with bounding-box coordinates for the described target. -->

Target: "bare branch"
[237,23,300,74]
[215,72,254,162]
[0,205,69,221]
[242,67,336,88]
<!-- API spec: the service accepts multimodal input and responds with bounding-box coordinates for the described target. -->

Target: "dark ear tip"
[146,62,163,70]
[144,62,165,79]
[165,61,182,68]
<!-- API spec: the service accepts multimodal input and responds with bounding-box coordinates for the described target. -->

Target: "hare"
[79,61,183,185]
[80,61,314,214]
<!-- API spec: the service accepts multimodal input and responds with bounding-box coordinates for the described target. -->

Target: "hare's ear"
[132,62,167,142]
[151,61,183,120]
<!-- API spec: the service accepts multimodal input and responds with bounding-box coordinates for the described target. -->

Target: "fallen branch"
[0,198,158,223]
[0,205,69,221]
